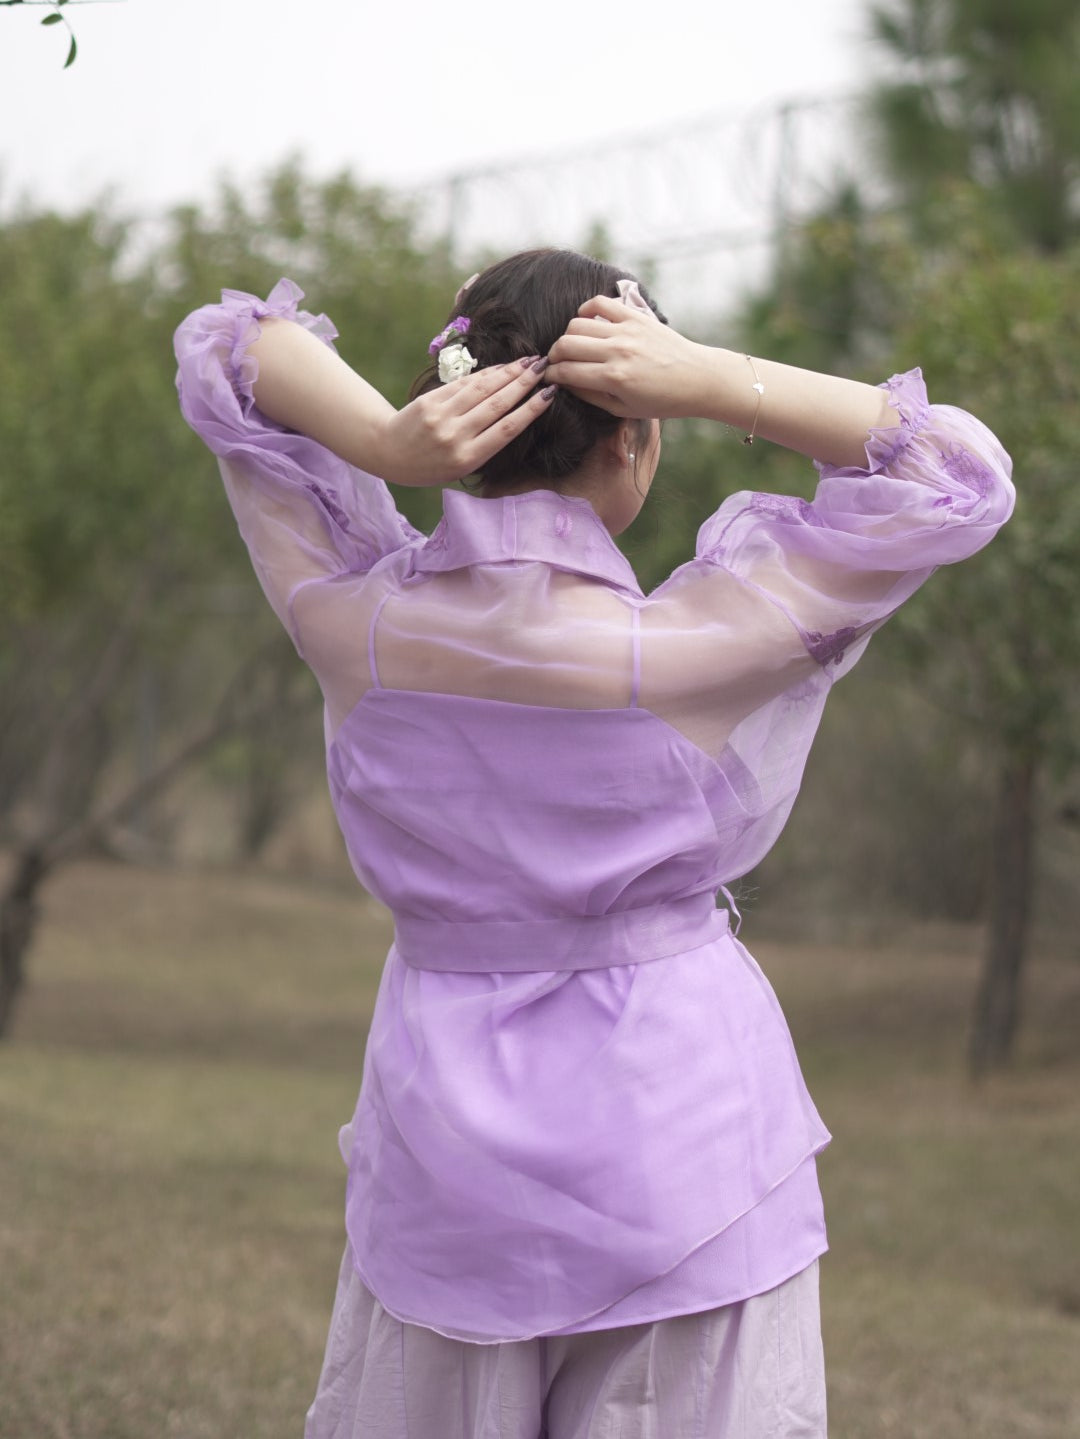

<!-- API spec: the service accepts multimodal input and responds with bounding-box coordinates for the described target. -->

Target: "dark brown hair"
[411,248,667,492]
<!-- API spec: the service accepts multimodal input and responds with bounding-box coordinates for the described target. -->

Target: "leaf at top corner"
[41,12,63,25]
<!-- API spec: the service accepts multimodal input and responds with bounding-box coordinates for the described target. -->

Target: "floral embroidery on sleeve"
[803,626,859,666]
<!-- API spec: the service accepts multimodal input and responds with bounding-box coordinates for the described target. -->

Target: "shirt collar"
[410,488,643,594]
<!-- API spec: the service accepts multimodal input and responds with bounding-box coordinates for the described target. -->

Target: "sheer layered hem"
[553,1152,828,1336]
[338,929,831,1344]
[342,1152,827,1345]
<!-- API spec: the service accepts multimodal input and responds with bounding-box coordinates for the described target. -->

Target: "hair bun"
[409,248,666,488]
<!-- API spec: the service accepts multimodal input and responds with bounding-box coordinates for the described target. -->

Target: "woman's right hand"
[547,295,904,467]
[373,358,555,487]
[545,296,708,420]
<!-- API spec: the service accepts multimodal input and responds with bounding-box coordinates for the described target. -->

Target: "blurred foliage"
[0,209,178,617]
[0,165,459,861]
[733,179,1080,769]
[730,0,1080,785]
[0,159,459,612]
[867,0,1080,253]
[719,1,1080,1071]
[151,158,459,537]
[887,202,1080,767]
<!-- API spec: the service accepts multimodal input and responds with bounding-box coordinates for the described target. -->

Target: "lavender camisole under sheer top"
[174,280,1014,1343]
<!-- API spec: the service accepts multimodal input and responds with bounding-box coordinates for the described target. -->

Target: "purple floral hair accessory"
[428,316,472,356]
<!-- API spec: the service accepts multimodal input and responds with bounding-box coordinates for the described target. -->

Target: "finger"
[544,362,637,417]
[457,383,546,446]
[560,384,634,417]
[457,358,551,433]
[561,316,628,341]
[576,295,630,323]
[546,334,616,367]
[461,385,557,469]
[435,358,529,411]
[439,357,545,418]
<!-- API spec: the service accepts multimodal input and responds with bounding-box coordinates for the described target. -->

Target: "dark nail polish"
[531,356,550,372]
[519,355,539,368]
[541,384,557,400]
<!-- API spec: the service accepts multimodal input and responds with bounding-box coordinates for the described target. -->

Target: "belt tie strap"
[394,893,729,974]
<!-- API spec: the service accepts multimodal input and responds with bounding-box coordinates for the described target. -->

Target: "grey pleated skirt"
[304,1251,826,1439]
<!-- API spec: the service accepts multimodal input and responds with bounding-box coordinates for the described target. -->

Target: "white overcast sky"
[0,0,883,215]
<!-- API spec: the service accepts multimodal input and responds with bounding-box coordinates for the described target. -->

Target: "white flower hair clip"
[437,342,478,384]
[429,315,479,384]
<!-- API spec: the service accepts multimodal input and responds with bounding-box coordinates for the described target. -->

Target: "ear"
[606,420,639,468]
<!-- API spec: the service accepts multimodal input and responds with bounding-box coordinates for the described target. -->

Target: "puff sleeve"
[635,370,1014,879]
[695,368,1015,675]
[174,279,422,651]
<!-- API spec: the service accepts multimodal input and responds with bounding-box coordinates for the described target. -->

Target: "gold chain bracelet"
[743,355,765,445]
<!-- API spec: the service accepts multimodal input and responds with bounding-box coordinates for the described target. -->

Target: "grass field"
[1,859,1078,1438]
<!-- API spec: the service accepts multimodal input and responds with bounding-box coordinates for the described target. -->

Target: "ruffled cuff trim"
[814,366,932,477]
[221,278,339,420]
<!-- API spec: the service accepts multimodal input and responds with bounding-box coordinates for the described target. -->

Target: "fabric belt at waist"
[393,893,729,974]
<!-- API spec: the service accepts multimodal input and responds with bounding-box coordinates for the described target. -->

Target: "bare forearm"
[244,314,559,489]
[246,318,397,474]
[547,298,901,470]
[688,345,899,470]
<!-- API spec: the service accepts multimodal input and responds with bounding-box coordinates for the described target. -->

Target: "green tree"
[0,166,460,1036]
[866,0,1080,1070]
[734,0,1080,1070]
[885,206,1080,1074]
[0,203,287,1034]
[152,158,457,534]
[739,178,1080,1072]
[868,0,1080,252]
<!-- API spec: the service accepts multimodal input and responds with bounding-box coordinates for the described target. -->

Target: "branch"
[40,639,312,870]
[0,0,122,69]
[30,568,157,825]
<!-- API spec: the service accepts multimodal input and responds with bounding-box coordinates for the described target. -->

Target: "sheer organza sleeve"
[694,368,1015,675]
[174,279,422,651]
[637,371,1014,880]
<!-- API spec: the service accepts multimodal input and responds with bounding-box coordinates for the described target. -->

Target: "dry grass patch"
[1,861,1078,1438]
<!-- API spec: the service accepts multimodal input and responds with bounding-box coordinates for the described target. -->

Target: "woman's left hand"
[546,296,707,420]
[249,318,555,487]
[373,358,555,486]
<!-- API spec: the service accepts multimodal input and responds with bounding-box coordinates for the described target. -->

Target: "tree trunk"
[969,747,1038,1077]
[0,652,300,1039]
[0,848,49,1039]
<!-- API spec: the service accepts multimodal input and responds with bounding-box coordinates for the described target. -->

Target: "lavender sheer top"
[175,280,1014,1344]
